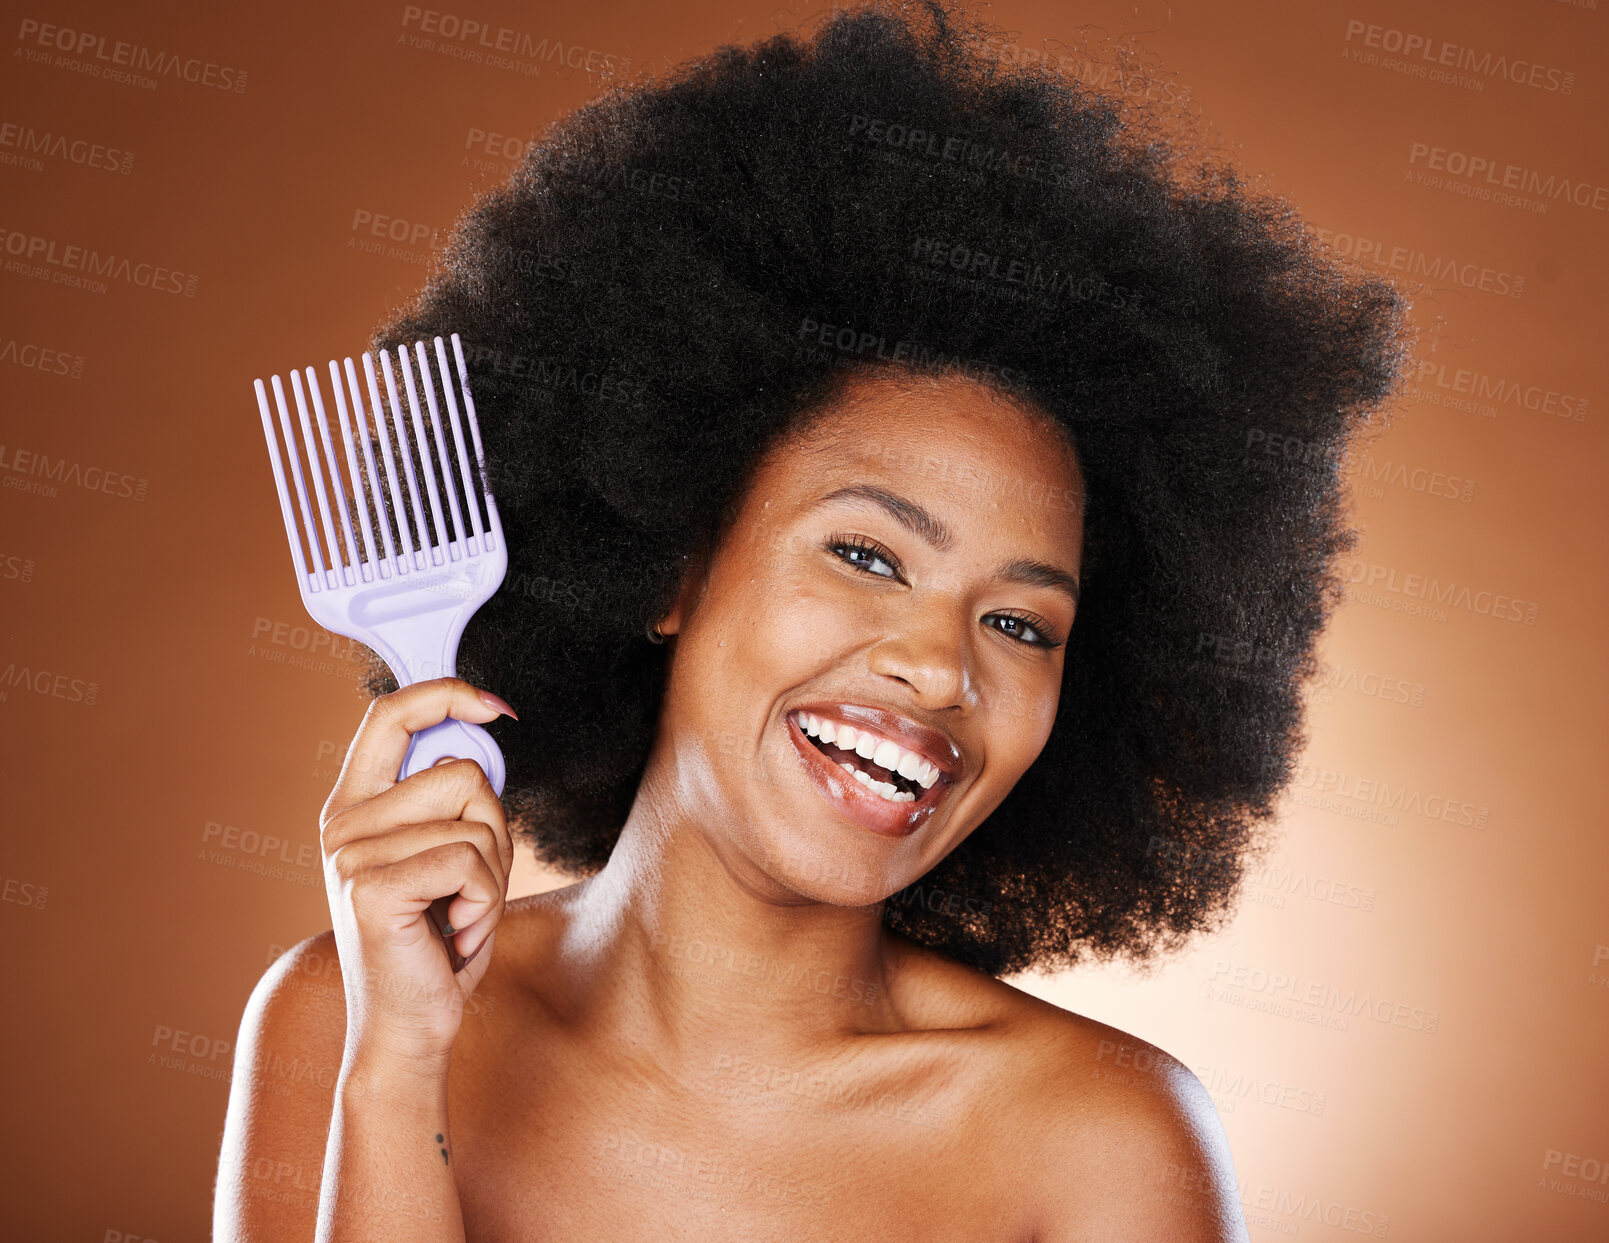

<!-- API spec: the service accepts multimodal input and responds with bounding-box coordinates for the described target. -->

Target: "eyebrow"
[812,483,1081,605]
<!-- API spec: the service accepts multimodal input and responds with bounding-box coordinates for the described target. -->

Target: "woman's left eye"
[987,612,1064,649]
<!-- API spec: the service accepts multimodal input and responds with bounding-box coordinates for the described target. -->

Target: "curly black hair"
[359,0,1412,977]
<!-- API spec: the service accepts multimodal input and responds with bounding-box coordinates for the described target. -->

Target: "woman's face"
[653,370,1085,907]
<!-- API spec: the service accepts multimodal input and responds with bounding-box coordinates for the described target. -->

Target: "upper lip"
[788,701,962,783]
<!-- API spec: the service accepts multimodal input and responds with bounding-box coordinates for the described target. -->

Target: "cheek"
[710,531,868,675]
[732,580,856,681]
[683,542,855,707]
[988,675,1062,773]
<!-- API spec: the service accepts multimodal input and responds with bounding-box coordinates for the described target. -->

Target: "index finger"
[323,676,513,819]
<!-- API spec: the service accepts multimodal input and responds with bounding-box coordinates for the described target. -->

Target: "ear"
[652,549,709,640]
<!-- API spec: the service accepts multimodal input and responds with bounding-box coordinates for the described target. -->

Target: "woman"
[216,2,1409,1238]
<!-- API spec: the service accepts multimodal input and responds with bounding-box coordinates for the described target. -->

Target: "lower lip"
[784,714,949,839]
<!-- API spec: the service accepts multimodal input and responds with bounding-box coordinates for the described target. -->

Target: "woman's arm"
[320,1049,465,1240]
[213,939,469,1234]
[216,679,513,1239]
[212,932,469,1242]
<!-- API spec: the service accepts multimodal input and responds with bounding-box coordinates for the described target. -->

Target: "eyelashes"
[821,532,1067,649]
[828,533,901,580]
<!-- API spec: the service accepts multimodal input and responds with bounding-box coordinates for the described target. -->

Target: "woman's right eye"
[825,534,902,581]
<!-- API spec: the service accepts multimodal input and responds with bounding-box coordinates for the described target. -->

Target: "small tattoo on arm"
[436,1131,449,1164]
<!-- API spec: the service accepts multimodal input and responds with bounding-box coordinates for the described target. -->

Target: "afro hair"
[359,0,1413,977]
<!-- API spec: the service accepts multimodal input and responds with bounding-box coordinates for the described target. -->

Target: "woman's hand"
[318,677,516,1069]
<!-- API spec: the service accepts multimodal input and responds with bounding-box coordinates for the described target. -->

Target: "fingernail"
[478,690,518,720]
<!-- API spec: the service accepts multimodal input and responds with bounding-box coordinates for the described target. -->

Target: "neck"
[551,754,903,1068]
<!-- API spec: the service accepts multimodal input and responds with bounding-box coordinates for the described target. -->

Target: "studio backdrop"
[1,0,1605,1239]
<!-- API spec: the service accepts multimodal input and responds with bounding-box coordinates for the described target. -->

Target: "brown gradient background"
[2,0,1605,1238]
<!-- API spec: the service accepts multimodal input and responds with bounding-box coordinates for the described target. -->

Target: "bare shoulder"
[885,940,1248,1242]
[502,879,586,930]
[494,881,587,972]
[1025,1007,1247,1241]
[213,930,348,1238]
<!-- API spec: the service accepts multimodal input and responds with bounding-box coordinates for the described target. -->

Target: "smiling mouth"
[783,707,957,830]
[805,729,927,800]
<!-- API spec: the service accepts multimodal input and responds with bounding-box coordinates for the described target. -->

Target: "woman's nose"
[863,602,974,709]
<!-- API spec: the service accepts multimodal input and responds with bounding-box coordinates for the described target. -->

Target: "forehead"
[753,370,1085,519]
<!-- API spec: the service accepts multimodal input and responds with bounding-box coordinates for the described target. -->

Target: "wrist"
[338,1042,452,1105]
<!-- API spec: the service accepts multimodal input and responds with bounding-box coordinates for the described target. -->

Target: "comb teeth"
[255,333,501,592]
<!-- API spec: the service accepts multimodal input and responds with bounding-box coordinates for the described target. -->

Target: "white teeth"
[849,765,914,802]
[795,711,945,797]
